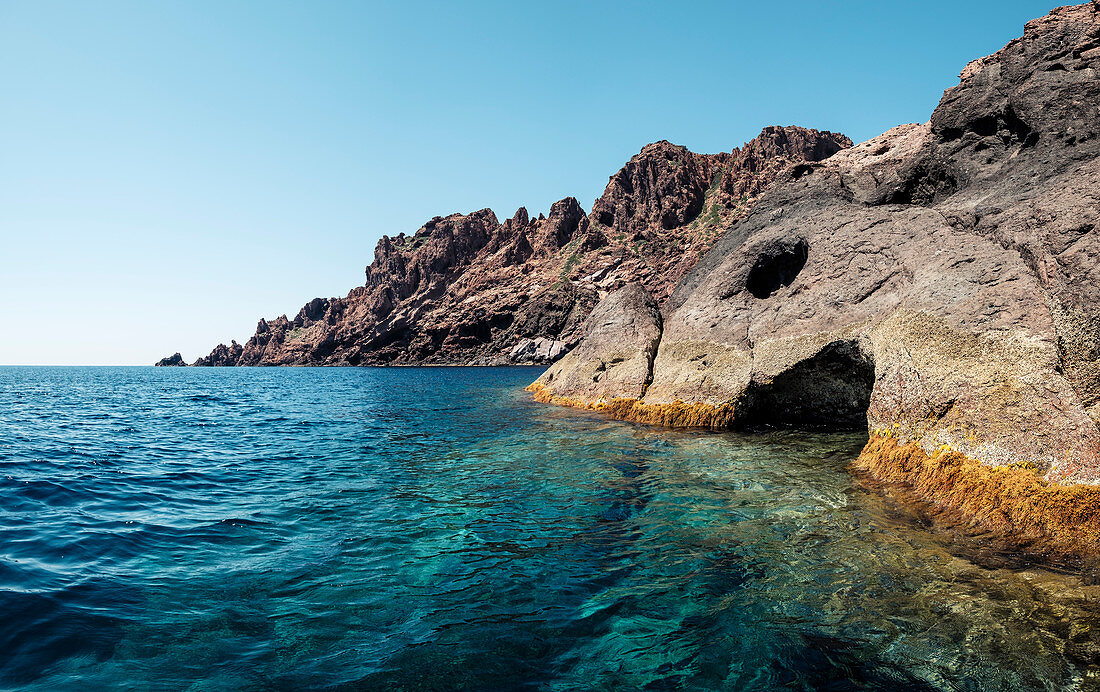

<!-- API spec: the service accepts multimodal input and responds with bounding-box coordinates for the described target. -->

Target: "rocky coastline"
[529,1,1100,560]
[163,126,850,367]
[156,2,1100,561]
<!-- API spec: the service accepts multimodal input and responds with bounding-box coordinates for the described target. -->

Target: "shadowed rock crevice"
[745,239,809,299]
[939,106,1037,148]
[887,163,958,205]
[738,341,875,430]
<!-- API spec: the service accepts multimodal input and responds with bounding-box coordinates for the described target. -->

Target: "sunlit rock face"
[530,2,1100,557]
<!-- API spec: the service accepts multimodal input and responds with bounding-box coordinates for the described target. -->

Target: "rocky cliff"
[530,2,1100,559]
[172,126,849,366]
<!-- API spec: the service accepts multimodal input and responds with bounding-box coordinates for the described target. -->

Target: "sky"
[0,0,1065,365]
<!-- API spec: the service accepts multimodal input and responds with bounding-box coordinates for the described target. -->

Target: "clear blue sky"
[0,0,1062,365]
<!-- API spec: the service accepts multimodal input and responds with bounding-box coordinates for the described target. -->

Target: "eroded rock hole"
[938,108,1036,149]
[790,164,815,180]
[746,240,809,299]
[739,341,874,429]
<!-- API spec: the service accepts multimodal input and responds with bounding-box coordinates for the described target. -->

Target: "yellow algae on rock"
[854,435,1100,559]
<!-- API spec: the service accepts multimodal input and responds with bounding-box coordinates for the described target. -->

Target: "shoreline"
[525,381,1100,565]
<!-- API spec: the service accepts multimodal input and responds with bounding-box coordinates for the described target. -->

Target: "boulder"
[509,338,569,364]
[530,283,662,403]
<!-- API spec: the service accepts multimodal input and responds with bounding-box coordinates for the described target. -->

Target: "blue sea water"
[2,366,1100,691]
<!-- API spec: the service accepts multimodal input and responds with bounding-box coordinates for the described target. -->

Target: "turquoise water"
[3,366,1100,690]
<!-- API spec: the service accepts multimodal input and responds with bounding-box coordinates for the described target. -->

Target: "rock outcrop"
[193,341,243,367]
[154,353,187,367]
[530,2,1100,559]
[534,283,662,402]
[180,127,850,367]
[509,338,569,364]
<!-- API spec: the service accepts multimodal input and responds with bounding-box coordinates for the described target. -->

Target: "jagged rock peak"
[537,197,587,252]
[186,122,854,369]
[591,127,852,236]
[548,196,584,219]
[722,126,852,200]
[591,140,722,234]
[736,125,852,163]
[154,352,187,367]
[506,207,529,227]
[194,340,243,367]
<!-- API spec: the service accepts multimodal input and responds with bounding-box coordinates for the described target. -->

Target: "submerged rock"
[530,1,1100,559]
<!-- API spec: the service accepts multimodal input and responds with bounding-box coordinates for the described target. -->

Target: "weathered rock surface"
[509,338,569,364]
[154,353,187,367]
[530,2,1100,557]
[534,283,662,401]
[179,127,849,367]
[193,340,244,366]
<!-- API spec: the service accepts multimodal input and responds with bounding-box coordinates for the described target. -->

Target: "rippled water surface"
[4,366,1100,690]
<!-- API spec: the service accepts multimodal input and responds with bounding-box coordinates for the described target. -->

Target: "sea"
[2,366,1099,690]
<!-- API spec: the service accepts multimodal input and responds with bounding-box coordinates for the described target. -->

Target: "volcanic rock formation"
[168,127,849,367]
[530,1,1100,558]
[154,353,187,367]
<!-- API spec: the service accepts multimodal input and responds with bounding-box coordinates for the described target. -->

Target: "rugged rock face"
[182,126,850,367]
[154,353,187,367]
[509,338,569,364]
[194,340,244,366]
[535,283,662,402]
[530,2,1100,558]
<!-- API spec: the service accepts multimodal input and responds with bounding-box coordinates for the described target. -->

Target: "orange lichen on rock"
[525,382,737,430]
[855,434,1100,558]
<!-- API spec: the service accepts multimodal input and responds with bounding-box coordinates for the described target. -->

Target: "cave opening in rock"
[746,239,809,299]
[739,341,874,430]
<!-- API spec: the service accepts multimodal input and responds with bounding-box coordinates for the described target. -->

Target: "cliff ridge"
[174,126,850,367]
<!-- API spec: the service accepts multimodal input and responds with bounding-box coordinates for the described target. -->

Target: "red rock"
[182,127,851,367]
